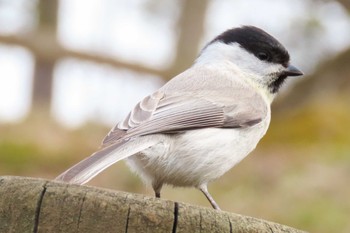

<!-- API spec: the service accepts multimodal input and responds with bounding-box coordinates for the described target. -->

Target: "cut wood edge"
[0,176,307,233]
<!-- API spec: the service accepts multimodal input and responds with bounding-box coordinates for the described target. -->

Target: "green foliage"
[0,141,41,172]
[267,95,350,153]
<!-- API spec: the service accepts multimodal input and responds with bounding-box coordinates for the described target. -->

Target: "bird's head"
[197,26,303,95]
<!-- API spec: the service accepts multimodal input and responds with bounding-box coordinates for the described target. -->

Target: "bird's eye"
[257,52,270,61]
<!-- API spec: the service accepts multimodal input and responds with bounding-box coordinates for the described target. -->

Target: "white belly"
[126,117,270,188]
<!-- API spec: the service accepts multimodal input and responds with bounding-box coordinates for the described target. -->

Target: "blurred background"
[0,0,349,232]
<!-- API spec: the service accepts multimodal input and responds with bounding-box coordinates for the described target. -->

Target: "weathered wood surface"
[0,176,307,233]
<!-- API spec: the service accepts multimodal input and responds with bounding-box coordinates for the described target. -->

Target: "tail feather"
[55,137,157,184]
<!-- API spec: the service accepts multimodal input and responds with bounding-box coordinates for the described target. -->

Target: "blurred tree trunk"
[165,0,209,79]
[29,0,209,115]
[31,0,58,115]
[337,0,350,11]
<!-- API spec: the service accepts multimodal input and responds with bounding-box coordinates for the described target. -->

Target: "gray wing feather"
[102,91,164,146]
[56,136,159,184]
[127,98,224,137]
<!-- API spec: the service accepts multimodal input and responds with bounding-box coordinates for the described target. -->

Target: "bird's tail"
[55,136,157,184]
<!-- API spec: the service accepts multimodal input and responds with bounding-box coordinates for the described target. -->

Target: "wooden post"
[0,176,307,233]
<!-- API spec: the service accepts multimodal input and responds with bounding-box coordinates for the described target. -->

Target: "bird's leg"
[152,181,163,198]
[199,184,221,210]
[155,191,161,198]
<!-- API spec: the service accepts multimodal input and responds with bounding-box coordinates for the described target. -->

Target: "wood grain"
[0,176,307,233]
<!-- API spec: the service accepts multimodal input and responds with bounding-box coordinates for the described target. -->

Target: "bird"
[56,25,303,210]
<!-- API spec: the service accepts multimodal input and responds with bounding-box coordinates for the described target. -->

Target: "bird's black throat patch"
[268,74,288,94]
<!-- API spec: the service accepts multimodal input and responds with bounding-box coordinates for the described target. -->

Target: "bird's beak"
[284,64,303,77]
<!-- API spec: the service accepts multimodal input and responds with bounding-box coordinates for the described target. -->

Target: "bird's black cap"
[211,26,290,67]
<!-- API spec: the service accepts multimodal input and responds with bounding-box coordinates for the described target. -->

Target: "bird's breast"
[127,116,270,187]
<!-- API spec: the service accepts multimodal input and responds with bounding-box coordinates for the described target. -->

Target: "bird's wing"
[56,77,267,185]
[103,86,267,145]
[101,91,165,146]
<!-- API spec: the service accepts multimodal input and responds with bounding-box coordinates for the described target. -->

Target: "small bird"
[56,26,303,210]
